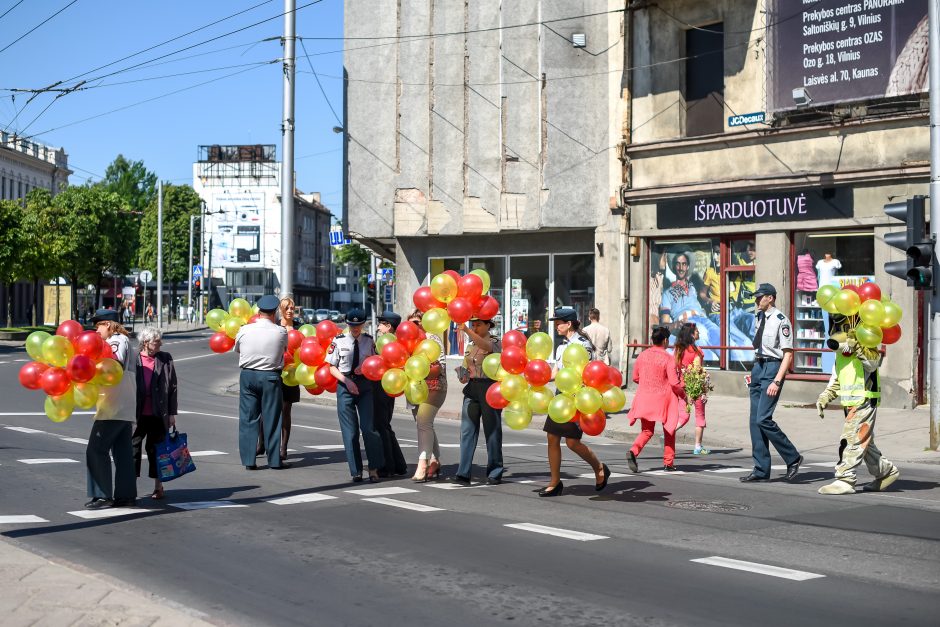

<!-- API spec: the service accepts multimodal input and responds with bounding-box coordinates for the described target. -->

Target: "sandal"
[150,488,165,500]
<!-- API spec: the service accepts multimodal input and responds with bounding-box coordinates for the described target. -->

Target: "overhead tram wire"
[298,38,341,125]
[0,0,80,56]
[0,0,26,23]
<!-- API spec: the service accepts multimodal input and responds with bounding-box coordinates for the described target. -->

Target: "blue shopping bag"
[155,428,196,482]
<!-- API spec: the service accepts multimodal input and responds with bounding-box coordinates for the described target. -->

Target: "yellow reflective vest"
[836,353,880,407]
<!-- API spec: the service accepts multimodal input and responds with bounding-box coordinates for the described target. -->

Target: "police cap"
[378,310,401,329]
[753,283,778,299]
[256,294,279,312]
[549,307,579,323]
[91,308,120,324]
[346,307,368,326]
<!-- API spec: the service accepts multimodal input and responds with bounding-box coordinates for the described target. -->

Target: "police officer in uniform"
[327,307,385,482]
[235,295,288,470]
[373,310,408,477]
[740,284,803,483]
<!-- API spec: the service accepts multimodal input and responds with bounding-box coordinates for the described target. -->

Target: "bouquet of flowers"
[680,363,713,413]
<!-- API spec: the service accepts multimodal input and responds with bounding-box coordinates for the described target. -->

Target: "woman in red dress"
[627,326,686,472]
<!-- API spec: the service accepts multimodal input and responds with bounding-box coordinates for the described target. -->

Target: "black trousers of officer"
[373,391,407,476]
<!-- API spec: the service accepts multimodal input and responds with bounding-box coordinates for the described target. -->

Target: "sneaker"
[692,447,711,455]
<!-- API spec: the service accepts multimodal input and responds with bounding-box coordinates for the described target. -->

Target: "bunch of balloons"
[17,320,124,422]
[481,330,626,435]
[282,320,342,396]
[360,319,441,406]
[815,282,902,348]
[206,298,258,353]
[412,269,499,336]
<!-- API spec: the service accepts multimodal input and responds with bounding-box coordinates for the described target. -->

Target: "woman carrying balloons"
[403,309,447,482]
[132,327,178,500]
[539,308,610,497]
[674,322,709,455]
[276,297,301,460]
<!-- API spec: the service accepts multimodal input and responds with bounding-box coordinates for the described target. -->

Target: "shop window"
[726,270,756,370]
[429,257,466,279]
[509,255,550,333]
[553,253,595,326]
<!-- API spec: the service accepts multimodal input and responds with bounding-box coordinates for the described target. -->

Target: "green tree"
[333,243,371,287]
[97,155,157,260]
[18,190,56,326]
[0,199,22,327]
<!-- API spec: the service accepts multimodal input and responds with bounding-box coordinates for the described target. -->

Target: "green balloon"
[555,367,583,395]
[295,363,317,387]
[382,368,407,395]
[405,379,429,405]
[470,269,491,294]
[423,307,451,335]
[815,284,838,308]
[858,299,885,326]
[601,386,626,413]
[482,353,502,380]
[499,374,527,401]
[503,400,532,430]
[881,299,902,327]
[855,324,883,348]
[527,385,553,414]
[206,308,228,332]
[562,343,589,369]
[25,331,51,361]
[281,365,299,387]
[42,335,74,368]
[298,324,317,337]
[834,290,861,316]
[525,332,553,361]
[548,394,577,423]
[375,333,397,352]
[574,386,603,415]
[222,316,243,339]
[44,394,74,423]
[404,355,431,381]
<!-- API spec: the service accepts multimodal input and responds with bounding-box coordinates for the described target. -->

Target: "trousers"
[336,378,384,476]
[86,420,136,500]
[834,401,894,485]
[132,414,167,479]
[748,360,800,477]
[457,380,504,480]
[630,419,676,466]
[238,369,283,467]
[373,391,407,474]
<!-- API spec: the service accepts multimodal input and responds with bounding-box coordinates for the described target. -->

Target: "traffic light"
[884,195,934,290]
[193,277,201,290]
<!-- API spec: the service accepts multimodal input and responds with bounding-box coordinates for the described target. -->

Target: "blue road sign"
[192,264,203,278]
[380,268,394,280]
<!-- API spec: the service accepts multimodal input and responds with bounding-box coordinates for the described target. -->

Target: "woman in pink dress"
[627,326,686,472]
[674,322,708,455]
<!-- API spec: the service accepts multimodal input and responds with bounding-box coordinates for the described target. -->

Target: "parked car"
[329,310,343,323]
[315,308,331,322]
[302,308,317,325]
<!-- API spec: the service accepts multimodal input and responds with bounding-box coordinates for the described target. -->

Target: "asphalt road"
[0,333,938,626]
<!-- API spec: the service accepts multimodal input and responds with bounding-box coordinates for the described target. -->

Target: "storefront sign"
[728,111,765,127]
[656,188,854,229]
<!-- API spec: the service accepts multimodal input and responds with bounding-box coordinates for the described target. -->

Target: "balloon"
[412,286,443,313]
[228,298,252,321]
[56,319,83,343]
[579,410,606,437]
[41,335,74,368]
[206,308,228,331]
[820,296,840,314]
[297,341,326,367]
[430,273,459,303]
[247,314,260,324]
[858,299,885,326]
[470,269,491,294]
[608,367,623,389]
[502,330,527,349]
[881,299,903,327]
[94,359,123,387]
[66,355,97,383]
[414,339,442,363]
[523,359,552,387]
[527,385,553,414]
[495,366,510,381]
[855,324,883,348]
[25,331,51,361]
[287,329,304,353]
[294,363,318,387]
[298,324,316,337]
[423,308,451,336]
[562,343,590,369]
[582,361,611,390]
[485,382,510,409]
[325,379,338,394]
[281,365,299,387]
[394,320,419,344]
[404,354,431,381]
[404,379,429,405]
[40,367,72,397]
[73,382,99,409]
[443,269,462,283]
[361,355,388,381]
[601,386,626,413]
[457,273,484,301]
[374,333,396,353]
[18,361,48,390]
[314,364,336,388]
[503,400,532,430]
[575,386,603,415]
[834,289,861,316]
[74,331,103,360]
[500,345,528,375]
[857,282,882,303]
[447,297,474,324]
[548,394,577,423]
[482,353,503,380]
[381,341,410,369]
[842,284,859,294]
[555,367,582,395]
[222,316,243,339]
[815,285,839,309]
[283,351,297,368]
[525,332,553,361]
[99,341,114,361]
[475,296,499,320]
[316,320,340,343]
[381,368,408,395]
[499,373,527,401]
[305,384,324,396]
[209,332,235,353]
[881,324,902,345]
[44,394,74,422]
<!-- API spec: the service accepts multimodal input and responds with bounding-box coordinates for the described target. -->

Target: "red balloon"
[316,320,339,343]
[608,366,623,388]
[40,367,71,397]
[305,385,324,396]
[283,351,295,368]
[396,321,421,344]
[361,355,388,381]
[319,334,334,349]
[502,329,527,349]
[66,355,97,383]
[443,270,462,284]
[74,331,104,361]
[287,329,304,353]
[56,319,83,343]
[457,273,484,301]
[447,297,474,324]
[842,284,858,294]
[99,341,114,360]
[298,341,326,367]
[325,379,338,394]
[401,337,421,354]
[413,286,445,313]
[314,363,336,388]
[582,360,612,390]
[523,359,552,387]
[570,411,582,423]
[248,314,260,324]
[485,382,510,409]
[381,341,410,369]
[857,282,882,303]
[209,332,235,353]
[881,324,902,345]
[579,410,607,436]
[18,361,48,390]
[474,295,499,320]
[500,345,528,374]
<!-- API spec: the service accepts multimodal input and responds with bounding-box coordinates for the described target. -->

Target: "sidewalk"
[0,537,214,626]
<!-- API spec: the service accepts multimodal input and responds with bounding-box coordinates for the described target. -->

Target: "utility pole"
[371,252,378,334]
[157,180,163,328]
[928,0,940,450]
[199,203,206,322]
[280,0,297,298]
[188,214,195,322]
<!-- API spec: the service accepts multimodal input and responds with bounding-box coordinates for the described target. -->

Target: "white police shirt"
[234,318,288,370]
[552,333,596,365]
[754,306,792,360]
[326,332,376,374]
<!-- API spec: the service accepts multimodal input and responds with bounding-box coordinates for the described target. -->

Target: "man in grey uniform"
[235,294,288,470]
[740,283,803,483]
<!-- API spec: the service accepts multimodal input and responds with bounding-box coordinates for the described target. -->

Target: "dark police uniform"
[373,311,408,477]
[743,283,802,481]
[327,308,385,479]
[543,311,595,440]
[235,295,288,469]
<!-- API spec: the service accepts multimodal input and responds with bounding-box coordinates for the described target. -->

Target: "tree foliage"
[138,183,202,284]
[333,243,372,286]
[97,154,157,257]
[0,199,22,326]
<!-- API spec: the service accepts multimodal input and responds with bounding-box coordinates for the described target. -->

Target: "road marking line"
[438,443,460,448]
[59,437,88,445]
[398,443,417,448]
[304,445,345,450]
[425,482,490,490]
[178,410,235,419]
[690,556,825,581]
[362,497,443,512]
[174,353,224,362]
[189,450,227,457]
[171,501,247,510]
[504,523,608,542]
[68,508,150,520]
[0,412,93,416]
[770,465,787,470]
[397,437,418,443]
[578,472,631,479]
[807,462,835,468]
[0,515,48,524]
[5,426,47,434]
[267,493,338,505]
[705,467,751,473]
[293,425,342,433]
[18,458,79,464]
[646,470,688,475]
[346,487,419,496]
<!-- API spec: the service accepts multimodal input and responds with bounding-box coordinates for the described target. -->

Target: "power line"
[0,0,80,56]
[0,0,25,23]
[298,38,340,125]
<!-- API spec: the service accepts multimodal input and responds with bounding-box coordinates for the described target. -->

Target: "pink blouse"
[628,346,685,433]
[140,353,155,416]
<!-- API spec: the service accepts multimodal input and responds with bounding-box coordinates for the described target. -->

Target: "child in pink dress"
[674,323,708,454]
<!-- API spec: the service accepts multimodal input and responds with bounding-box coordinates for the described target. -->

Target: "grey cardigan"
[135,351,179,429]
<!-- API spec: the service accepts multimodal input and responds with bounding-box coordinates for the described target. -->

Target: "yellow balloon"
[815,284,838,308]
[575,386,603,415]
[495,366,510,381]
[601,386,626,413]
[376,333,397,352]
[562,343,589,369]
[206,308,228,331]
[229,298,252,320]
[422,307,451,336]
[26,331,50,361]
[94,358,123,387]
[470,269,491,294]
[41,335,74,368]
[527,385,553,414]
[415,339,441,362]
[404,355,431,381]
[281,365,299,387]
[821,296,840,314]
[482,353,502,380]
[223,316,243,339]
[525,332,553,361]
[430,273,458,303]
[405,378,429,405]
[855,324,883,348]
[503,400,532,430]
[834,290,861,316]
[548,394,577,423]
[44,394,74,422]
[555,367,582,395]
[858,300,885,326]
[73,382,99,409]
[499,374,527,401]
[382,368,407,395]
[298,324,316,337]
[881,299,902,327]
[294,363,317,386]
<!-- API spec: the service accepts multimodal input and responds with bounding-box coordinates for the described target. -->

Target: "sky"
[0,0,345,217]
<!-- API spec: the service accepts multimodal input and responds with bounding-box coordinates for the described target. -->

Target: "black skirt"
[542,417,583,439]
[282,381,301,404]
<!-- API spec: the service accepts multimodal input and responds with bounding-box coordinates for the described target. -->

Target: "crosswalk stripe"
[171,501,247,510]
[646,470,689,475]
[706,467,751,473]
[18,458,79,464]
[5,426,46,434]
[189,450,227,457]
[691,556,825,581]
[59,437,88,445]
[425,482,490,490]
[578,471,630,479]
[345,487,418,497]
[362,497,443,512]
[504,523,608,541]
[267,493,338,505]
[67,508,150,520]
[304,445,345,450]
[0,515,48,524]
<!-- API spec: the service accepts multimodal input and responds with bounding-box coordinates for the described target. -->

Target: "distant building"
[330,257,363,312]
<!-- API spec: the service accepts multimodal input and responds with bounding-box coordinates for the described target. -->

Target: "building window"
[685,22,724,137]
[469,256,505,333]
